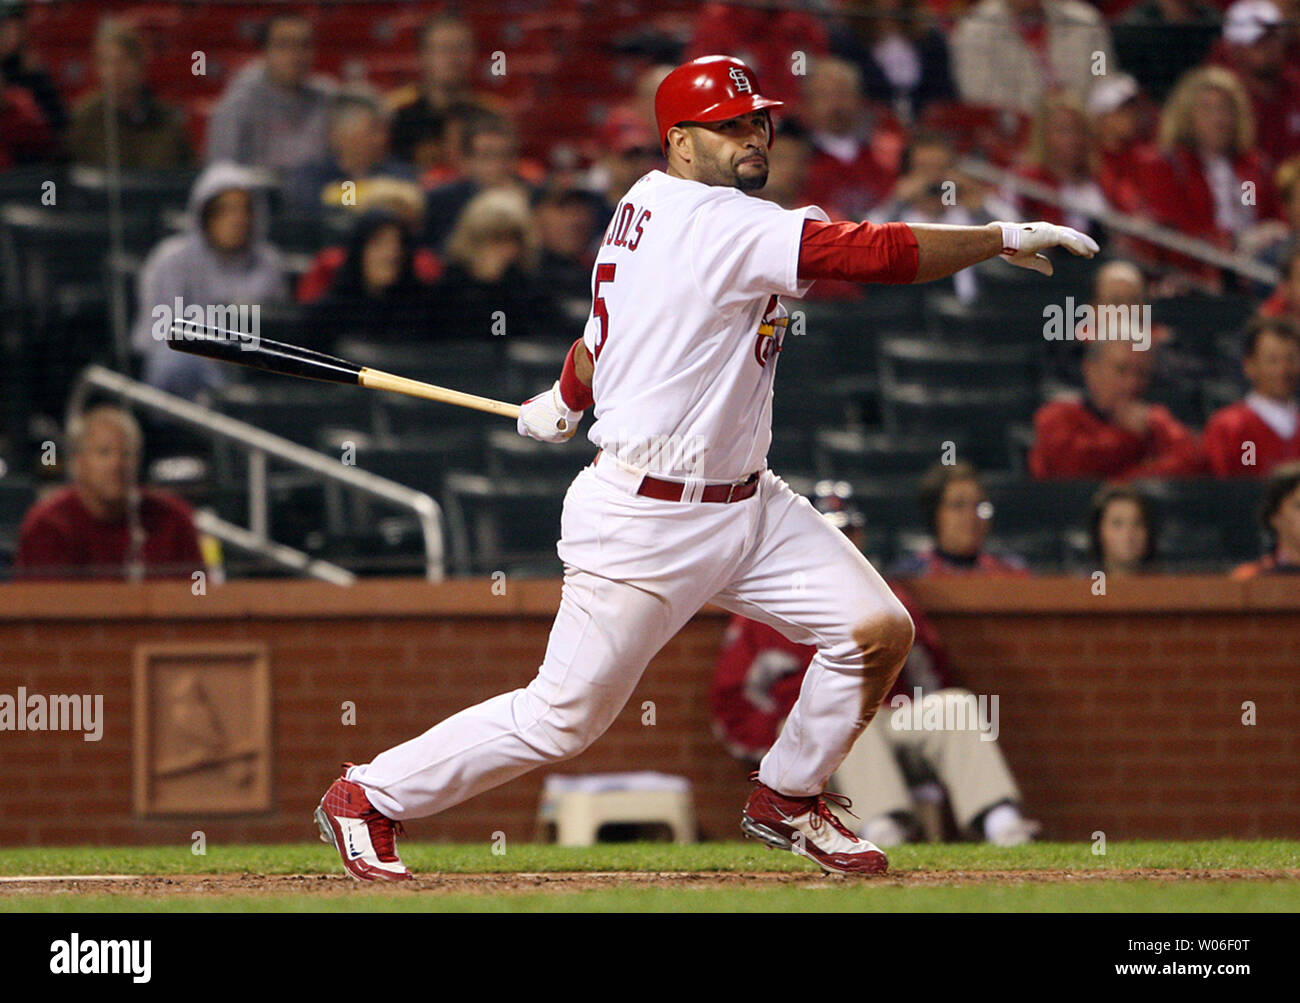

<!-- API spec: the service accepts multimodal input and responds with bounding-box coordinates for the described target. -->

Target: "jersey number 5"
[592,263,616,360]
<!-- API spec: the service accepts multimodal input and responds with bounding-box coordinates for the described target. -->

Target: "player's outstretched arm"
[797,219,1099,286]
[915,221,1100,280]
[910,222,1003,283]
[517,339,594,443]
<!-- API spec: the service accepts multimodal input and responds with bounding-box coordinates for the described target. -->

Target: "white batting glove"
[996,221,1100,276]
[517,380,582,443]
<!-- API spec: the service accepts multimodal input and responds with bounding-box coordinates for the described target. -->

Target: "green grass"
[6,881,1298,913]
[1,841,1296,912]
[1,839,1297,877]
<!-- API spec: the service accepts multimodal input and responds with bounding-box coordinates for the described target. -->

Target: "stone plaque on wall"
[133,643,271,815]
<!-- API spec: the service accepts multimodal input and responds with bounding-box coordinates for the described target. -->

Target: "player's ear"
[666,125,692,164]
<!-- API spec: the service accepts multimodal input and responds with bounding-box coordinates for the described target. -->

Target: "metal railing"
[958,156,1282,287]
[68,366,445,581]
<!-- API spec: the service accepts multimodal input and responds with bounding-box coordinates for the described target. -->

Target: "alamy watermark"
[152,297,261,348]
[1043,297,1152,352]
[0,687,103,741]
[50,934,150,983]
[601,427,709,478]
[888,688,999,742]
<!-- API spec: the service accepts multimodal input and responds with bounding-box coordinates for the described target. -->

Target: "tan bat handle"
[359,367,521,419]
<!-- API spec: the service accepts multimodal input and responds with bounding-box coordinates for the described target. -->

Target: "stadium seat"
[503,339,570,402]
[1150,293,1255,359]
[0,206,158,320]
[485,428,594,480]
[214,381,377,450]
[924,291,1050,345]
[981,475,1102,532]
[880,383,1037,471]
[442,471,569,576]
[64,167,198,217]
[879,336,1038,390]
[1128,477,1267,567]
[314,429,485,503]
[537,773,696,845]
[0,473,36,577]
[813,428,945,480]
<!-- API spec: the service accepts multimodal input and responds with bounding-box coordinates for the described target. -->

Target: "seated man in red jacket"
[710,483,1040,847]
[1029,338,1207,479]
[1204,318,1300,476]
[15,405,205,581]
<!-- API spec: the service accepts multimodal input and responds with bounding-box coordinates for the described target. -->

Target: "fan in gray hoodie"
[132,162,288,398]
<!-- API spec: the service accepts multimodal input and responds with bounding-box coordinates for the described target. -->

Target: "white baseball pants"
[350,459,913,820]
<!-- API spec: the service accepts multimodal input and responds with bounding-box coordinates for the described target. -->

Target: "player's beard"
[695,144,768,192]
[734,157,769,193]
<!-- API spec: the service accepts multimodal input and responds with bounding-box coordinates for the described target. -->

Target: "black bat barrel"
[167,320,363,386]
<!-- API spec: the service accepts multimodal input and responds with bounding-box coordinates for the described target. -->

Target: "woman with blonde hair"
[1013,93,1112,234]
[1139,66,1281,258]
[430,188,564,342]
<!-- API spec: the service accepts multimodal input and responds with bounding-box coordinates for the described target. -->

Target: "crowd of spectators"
[2,0,1300,580]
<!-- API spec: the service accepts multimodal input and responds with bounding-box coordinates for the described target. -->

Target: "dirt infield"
[1,868,1296,898]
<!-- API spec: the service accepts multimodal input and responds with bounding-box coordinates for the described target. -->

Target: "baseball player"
[315,55,1097,879]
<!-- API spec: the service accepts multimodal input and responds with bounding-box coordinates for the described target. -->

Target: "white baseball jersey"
[582,170,829,482]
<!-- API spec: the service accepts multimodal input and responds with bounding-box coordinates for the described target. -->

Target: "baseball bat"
[167,319,520,419]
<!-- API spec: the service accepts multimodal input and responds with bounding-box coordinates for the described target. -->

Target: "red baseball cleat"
[314,764,413,881]
[741,774,889,876]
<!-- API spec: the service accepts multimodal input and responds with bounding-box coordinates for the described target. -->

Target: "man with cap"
[1219,0,1300,168]
[1088,73,1157,216]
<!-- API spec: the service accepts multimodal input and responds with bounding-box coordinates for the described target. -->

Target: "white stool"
[537,772,696,846]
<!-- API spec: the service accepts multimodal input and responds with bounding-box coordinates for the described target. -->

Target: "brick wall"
[0,577,1295,846]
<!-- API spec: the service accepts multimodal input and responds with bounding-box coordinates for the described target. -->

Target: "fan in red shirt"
[1087,73,1160,217]
[799,58,902,223]
[1029,338,1207,479]
[1137,66,1281,284]
[15,405,204,581]
[1204,317,1300,476]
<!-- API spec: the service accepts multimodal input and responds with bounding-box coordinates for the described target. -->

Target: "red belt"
[594,451,760,503]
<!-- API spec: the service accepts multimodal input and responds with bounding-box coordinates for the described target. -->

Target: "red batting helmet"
[654,55,783,154]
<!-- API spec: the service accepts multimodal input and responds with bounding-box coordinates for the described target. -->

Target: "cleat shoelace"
[363,811,404,863]
[749,771,862,843]
[809,791,859,841]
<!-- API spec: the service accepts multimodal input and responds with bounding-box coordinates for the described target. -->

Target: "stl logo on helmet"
[729,66,753,94]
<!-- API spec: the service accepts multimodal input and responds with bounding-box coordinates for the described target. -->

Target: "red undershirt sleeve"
[559,338,595,411]
[796,218,920,284]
